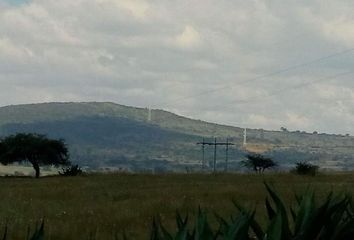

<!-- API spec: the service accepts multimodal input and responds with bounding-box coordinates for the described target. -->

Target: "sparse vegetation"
[293,161,319,176]
[59,164,82,176]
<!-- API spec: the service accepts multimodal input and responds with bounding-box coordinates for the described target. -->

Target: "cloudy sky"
[1,0,354,134]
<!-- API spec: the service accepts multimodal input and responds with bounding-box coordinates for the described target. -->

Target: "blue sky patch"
[5,0,31,6]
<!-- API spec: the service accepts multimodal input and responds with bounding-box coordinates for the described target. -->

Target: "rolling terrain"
[0,102,353,171]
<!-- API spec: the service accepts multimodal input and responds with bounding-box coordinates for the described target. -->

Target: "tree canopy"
[0,133,70,178]
[242,154,276,173]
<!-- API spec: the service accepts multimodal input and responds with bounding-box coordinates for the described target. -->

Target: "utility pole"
[197,138,234,173]
[213,137,217,173]
[196,138,207,169]
[225,138,229,172]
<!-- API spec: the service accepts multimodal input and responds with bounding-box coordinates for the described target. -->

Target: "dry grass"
[0,172,353,239]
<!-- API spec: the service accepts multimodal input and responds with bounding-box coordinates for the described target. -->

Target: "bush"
[58,165,82,176]
[293,161,319,176]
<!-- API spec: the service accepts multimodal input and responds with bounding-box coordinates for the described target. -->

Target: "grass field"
[1,172,354,239]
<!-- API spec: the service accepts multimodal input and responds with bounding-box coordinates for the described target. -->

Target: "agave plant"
[0,220,44,240]
[150,209,217,240]
[252,183,354,240]
[28,221,44,240]
[148,183,354,240]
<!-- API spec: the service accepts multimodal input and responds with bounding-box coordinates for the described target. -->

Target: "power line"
[161,47,354,108]
[204,70,354,111]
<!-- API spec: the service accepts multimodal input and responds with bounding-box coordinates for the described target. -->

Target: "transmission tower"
[147,107,152,122]
[243,128,247,146]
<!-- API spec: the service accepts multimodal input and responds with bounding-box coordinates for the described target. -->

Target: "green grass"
[0,173,354,239]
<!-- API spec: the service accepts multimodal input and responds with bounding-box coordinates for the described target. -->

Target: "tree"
[280,127,288,132]
[242,154,276,173]
[293,161,319,176]
[0,133,70,178]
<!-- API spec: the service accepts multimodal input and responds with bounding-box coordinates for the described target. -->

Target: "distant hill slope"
[0,102,353,171]
[0,102,244,137]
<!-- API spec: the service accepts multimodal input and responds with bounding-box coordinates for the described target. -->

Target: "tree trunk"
[32,162,40,178]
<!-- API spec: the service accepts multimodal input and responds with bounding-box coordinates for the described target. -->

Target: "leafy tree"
[0,133,70,178]
[280,127,288,132]
[242,154,276,173]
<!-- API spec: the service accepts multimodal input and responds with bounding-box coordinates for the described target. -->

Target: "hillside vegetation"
[0,102,353,171]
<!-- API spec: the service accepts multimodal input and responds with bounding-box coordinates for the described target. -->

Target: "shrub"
[293,161,319,176]
[58,165,82,176]
[149,183,354,240]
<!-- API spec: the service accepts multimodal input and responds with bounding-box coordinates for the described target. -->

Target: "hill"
[0,102,353,171]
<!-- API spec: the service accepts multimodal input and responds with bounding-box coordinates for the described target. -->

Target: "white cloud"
[174,25,202,49]
[286,112,310,129]
[1,0,354,134]
[96,0,150,19]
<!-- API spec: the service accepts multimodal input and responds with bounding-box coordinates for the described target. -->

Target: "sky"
[1,0,354,134]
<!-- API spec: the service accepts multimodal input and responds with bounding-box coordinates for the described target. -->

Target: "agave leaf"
[223,211,253,240]
[174,211,189,240]
[265,211,282,240]
[301,192,334,240]
[294,193,302,205]
[290,207,297,223]
[293,190,316,235]
[30,221,44,240]
[194,208,215,240]
[292,191,338,240]
[2,224,7,240]
[159,221,173,240]
[175,229,188,240]
[301,192,353,240]
[214,213,229,235]
[122,231,128,240]
[330,218,354,240]
[150,217,162,240]
[265,197,276,220]
[233,200,264,239]
[264,183,292,239]
[26,226,31,240]
[114,231,128,240]
[176,211,188,229]
[324,196,351,239]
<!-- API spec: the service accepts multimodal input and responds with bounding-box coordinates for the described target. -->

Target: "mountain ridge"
[0,102,353,171]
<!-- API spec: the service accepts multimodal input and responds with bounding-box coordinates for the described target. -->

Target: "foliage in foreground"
[150,183,354,240]
[1,184,354,239]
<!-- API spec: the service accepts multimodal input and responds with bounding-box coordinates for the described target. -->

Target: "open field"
[1,173,354,239]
